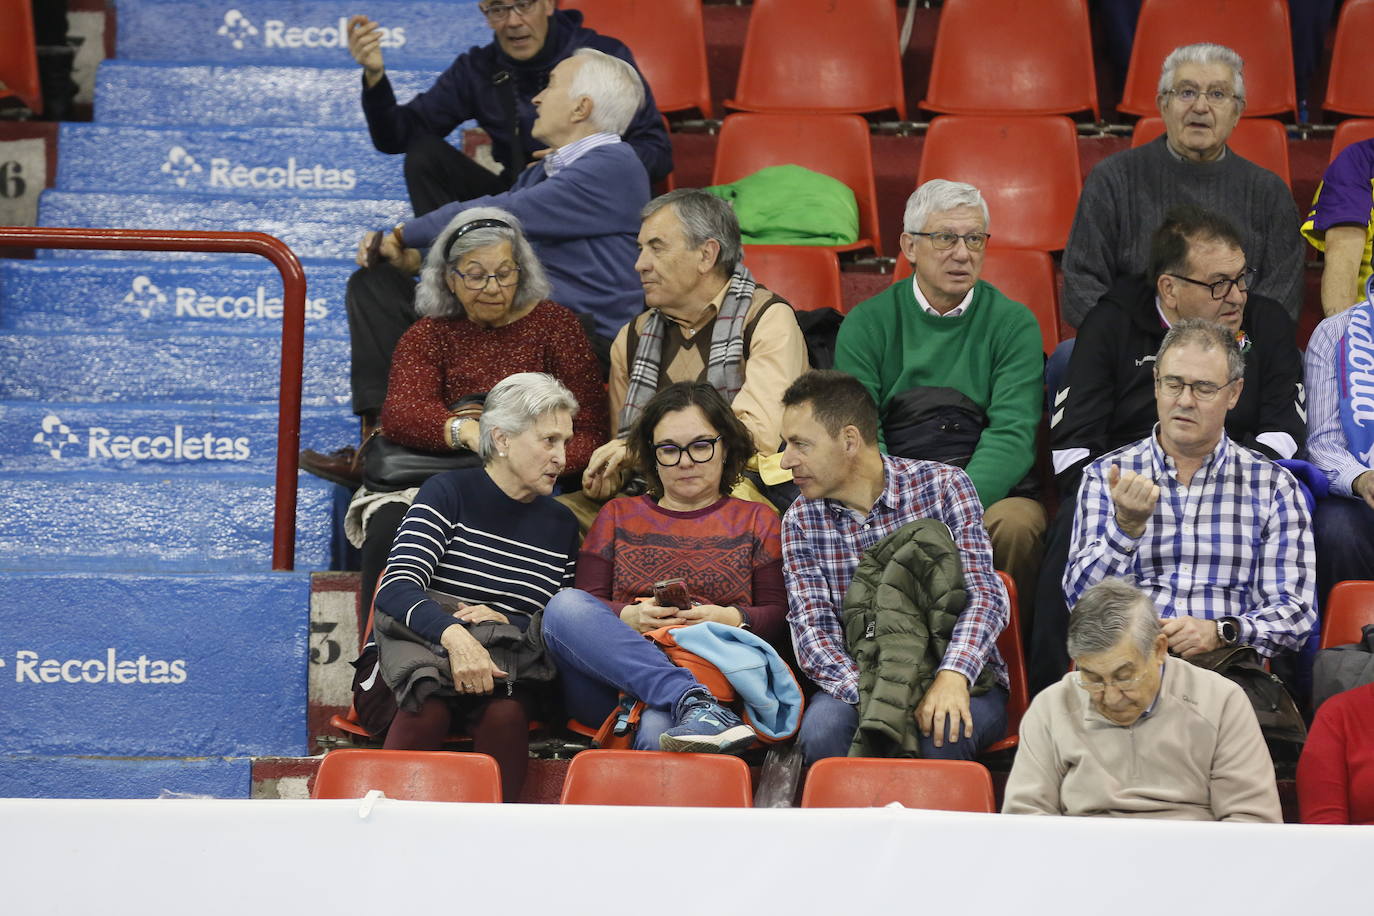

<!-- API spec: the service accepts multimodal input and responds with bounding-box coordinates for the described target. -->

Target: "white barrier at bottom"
[2,797,1371,912]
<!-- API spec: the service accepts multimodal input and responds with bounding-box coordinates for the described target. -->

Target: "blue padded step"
[57,124,406,199]
[0,473,335,572]
[0,756,252,799]
[115,0,485,69]
[0,570,310,757]
[96,61,441,129]
[0,402,355,476]
[0,331,350,407]
[0,257,352,338]
[37,191,408,262]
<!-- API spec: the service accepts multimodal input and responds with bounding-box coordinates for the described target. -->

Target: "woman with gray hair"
[357,372,583,801]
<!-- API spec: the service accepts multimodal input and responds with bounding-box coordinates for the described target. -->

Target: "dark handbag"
[1312,623,1374,712]
[1186,646,1307,767]
[361,394,486,492]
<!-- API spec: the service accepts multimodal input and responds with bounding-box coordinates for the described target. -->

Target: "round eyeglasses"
[654,436,722,467]
[448,264,521,291]
[1166,267,1256,300]
[909,231,990,252]
[479,0,539,24]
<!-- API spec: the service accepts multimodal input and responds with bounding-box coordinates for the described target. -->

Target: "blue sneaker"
[659,688,755,754]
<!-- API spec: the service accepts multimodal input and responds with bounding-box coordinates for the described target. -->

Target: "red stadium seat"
[1119,0,1297,119]
[917,115,1082,251]
[0,0,42,114]
[713,112,882,255]
[1130,116,1290,187]
[558,749,753,806]
[743,244,845,314]
[312,749,503,802]
[922,0,1099,118]
[562,0,713,118]
[800,757,997,811]
[1320,581,1374,650]
[1324,0,1374,117]
[983,570,1029,755]
[892,248,1060,356]
[727,0,906,117]
[1331,120,1374,163]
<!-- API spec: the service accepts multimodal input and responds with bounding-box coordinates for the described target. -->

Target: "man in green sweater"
[834,178,1045,623]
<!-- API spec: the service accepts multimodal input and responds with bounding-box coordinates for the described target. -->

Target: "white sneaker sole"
[658,723,756,755]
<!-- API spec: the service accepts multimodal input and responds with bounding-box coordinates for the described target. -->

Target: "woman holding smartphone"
[542,382,788,754]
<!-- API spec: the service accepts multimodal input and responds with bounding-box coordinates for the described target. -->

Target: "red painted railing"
[0,227,305,570]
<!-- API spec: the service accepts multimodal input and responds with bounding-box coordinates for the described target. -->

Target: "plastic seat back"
[993,570,1030,743]
[1320,581,1374,650]
[312,749,503,802]
[918,115,1082,251]
[800,757,996,811]
[1331,120,1374,163]
[1119,0,1297,118]
[713,112,882,254]
[922,0,1098,118]
[0,0,42,114]
[1131,116,1290,187]
[728,0,906,117]
[743,244,845,314]
[562,0,712,117]
[1324,0,1374,117]
[559,749,753,806]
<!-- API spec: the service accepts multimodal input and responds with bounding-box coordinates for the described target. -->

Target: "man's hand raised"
[1107,464,1160,539]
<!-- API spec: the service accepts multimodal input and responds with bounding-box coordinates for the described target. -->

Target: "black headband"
[442,218,513,262]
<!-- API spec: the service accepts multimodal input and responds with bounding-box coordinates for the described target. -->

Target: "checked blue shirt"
[782,455,1009,703]
[1065,429,1316,656]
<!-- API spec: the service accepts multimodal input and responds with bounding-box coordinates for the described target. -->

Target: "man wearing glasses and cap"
[1004,577,1282,822]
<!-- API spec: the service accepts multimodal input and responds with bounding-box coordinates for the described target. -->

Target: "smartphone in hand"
[652,578,691,610]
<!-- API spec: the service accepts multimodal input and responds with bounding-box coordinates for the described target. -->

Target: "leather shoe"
[300,445,361,488]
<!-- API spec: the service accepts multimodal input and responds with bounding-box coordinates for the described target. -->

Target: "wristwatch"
[1216,617,1240,647]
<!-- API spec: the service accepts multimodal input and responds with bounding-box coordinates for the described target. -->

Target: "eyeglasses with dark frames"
[1166,267,1256,300]
[448,264,521,291]
[653,436,722,467]
[479,0,540,24]
[1154,375,1238,402]
[909,231,990,252]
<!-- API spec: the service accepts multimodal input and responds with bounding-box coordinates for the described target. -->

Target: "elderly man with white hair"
[834,178,1047,619]
[1061,42,1303,326]
[1003,577,1282,822]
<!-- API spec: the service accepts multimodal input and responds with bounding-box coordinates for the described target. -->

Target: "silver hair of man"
[1156,317,1246,382]
[641,188,742,278]
[902,178,990,235]
[1067,577,1162,659]
[569,48,645,137]
[414,206,551,319]
[1157,42,1246,103]
[479,371,579,464]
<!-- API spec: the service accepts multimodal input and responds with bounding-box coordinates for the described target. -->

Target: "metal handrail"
[0,227,305,570]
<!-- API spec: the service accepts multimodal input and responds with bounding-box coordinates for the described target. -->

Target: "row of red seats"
[566,0,1374,121]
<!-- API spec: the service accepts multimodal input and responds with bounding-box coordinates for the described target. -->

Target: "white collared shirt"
[542,131,621,177]
[911,275,974,318]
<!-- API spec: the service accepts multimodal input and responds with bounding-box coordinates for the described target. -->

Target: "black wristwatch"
[1216,617,1241,647]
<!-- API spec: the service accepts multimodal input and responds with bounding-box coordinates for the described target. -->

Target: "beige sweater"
[1003,656,1282,822]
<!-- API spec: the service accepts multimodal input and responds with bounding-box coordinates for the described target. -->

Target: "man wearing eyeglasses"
[1063,320,1315,668]
[1004,577,1281,821]
[834,179,1046,634]
[1029,207,1306,691]
[1061,42,1303,327]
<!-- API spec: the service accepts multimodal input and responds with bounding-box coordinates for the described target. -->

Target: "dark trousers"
[345,265,418,418]
[403,133,509,217]
[1313,497,1374,609]
[1028,486,1078,695]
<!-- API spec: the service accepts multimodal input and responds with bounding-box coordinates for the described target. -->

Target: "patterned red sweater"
[574,494,787,646]
[378,301,608,474]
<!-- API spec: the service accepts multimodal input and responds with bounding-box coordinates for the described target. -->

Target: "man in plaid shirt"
[1066,319,1315,660]
[779,370,1010,763]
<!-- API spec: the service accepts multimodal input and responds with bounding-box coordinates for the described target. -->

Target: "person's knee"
[985,498,1048,548]
[542,589,601,643]
[403,134,456,175]
[477,697,529,735]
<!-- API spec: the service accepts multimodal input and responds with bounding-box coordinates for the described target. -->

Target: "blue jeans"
[542,588,700,750]
[797,685,1009,765]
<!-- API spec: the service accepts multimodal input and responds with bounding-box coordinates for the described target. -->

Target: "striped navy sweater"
[375,468,578,645]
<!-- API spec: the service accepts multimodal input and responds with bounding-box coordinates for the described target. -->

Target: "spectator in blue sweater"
[307,48,649,486]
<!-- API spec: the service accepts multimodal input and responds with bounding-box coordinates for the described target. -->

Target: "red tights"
[384,692,532,802]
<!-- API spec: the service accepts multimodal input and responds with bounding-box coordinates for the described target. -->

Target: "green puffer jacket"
[842,519,997,757]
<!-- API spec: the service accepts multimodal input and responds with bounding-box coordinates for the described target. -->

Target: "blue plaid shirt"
[1065,429,1316,656]
[781,455,1009,703]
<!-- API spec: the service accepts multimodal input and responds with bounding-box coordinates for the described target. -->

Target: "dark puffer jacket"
[841,519,997,757]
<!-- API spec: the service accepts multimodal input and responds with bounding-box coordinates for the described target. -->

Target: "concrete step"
[95,60,441,129]
[0,257,352,338]
[114,0,485,69]
[0,401,355,476]
[37,190,408,262]
[0,331,349,407]
[0,570,312,757]
[56,124,407,199]
[0,473,336,572]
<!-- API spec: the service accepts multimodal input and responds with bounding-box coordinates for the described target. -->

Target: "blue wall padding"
[36,191,409,262]
[0,474,335,572]
[0,258,353,337]
[0,402,355,475]
[114,0,487,68]
[0,755,253,799]
[57,124,407,200]
[96,61,442,129]
[0,570,310,756]
[0,332,350,406]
